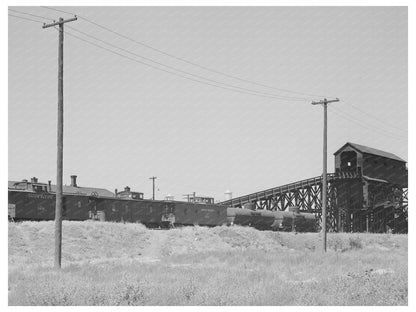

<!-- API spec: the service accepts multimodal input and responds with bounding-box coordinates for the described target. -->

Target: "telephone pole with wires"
[42,16,77,269]
[149,176,157,200]
[183,194,191,202]
[182,192,196,203]
[312,97,340,252]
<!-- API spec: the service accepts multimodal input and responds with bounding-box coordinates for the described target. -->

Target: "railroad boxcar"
[88,197,171,227]
[9,190,55,220]
[129,200,173,227]
[8,190,90,221]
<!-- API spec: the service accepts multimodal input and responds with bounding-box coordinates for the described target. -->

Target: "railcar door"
[88,197,98,220]
[162,202,175,227]
[121,202,132,223]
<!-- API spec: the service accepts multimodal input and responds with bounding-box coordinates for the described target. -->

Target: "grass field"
[8,221,408,306]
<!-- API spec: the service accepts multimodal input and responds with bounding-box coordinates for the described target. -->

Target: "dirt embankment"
[9,221,408,270]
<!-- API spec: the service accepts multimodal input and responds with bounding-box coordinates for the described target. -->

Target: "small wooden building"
[334,142,407,186]
[333,142,407,233]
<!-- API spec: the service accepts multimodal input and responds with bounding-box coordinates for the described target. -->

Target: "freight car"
[8,189,90,221]
[227,206,316,232]
[272,207,317,232]
[87,196,227,227]
[8,182,317,232]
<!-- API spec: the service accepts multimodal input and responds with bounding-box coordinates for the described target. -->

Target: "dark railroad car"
[130,200,169,226]
[89,197,170,227]
[272,208,316,232]
[227,207,275,230]
[62,194,90,220]
[174,202,228,226]
[8,190,90,221]
[9,190,55,220]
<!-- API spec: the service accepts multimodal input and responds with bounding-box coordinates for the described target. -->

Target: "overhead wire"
[12,8,408,135]
[11,8,315,101]
[332,105,406,138]
[40,6,76,16]
[8,13,46,24]
[65,25,309,101]
[8,8,55,21]
[11,10,407,154]
[345,101,407,133]
[62,28,305,101]
[328,105,406,141]
[41,6,330,99]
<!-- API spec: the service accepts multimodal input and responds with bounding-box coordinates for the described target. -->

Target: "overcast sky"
[8,6,407,201]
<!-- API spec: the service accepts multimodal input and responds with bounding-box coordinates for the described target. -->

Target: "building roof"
[334,142,406,163]
[50,185,115,197]
[8,180,114,197]
[8,181,19,188]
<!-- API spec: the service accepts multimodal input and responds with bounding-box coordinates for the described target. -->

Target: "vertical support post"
[153,179,155,200]
[312,97,339,252]
[54,18,64,269]
[322,100,328,252]
[149,176,157,200]
[42,16,78,269]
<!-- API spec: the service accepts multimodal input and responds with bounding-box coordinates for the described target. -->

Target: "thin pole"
[312,97,339,252]
[55,17,64,268]
[43,16,77,269]
[183,194,191,202]
[149,176,157,200]
[322,100,328,252]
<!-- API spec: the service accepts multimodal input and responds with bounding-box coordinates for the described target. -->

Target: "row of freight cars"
[8,189,317,232]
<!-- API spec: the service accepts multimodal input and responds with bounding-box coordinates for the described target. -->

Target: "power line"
[329,106,404,139]
[62,28,308,101]
[8,8,55,21]
[328,106,405,141]
[65,25,309,101]
[79,15,327,99]
[332,105,406,138]
[8,13,46,24]
[40,6,76,16]
[41,6,329,99]
[345,101,406,133]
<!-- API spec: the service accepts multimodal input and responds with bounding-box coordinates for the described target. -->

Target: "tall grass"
[8,221,408,305]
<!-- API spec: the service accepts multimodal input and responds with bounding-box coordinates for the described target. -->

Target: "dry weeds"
[8,221,408,305]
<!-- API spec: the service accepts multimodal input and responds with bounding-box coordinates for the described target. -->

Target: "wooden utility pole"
[312,98,340,252]
[149,176,157,200]
[43,16,77,269]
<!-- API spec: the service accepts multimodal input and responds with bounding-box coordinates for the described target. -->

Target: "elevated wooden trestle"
[219,171,408,233]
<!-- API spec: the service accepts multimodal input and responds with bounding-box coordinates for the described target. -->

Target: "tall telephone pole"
[182,192,196,203]
[43,16,77,268]
[183,194,191,202]
[312,98,340,252]
[149,176,157,200]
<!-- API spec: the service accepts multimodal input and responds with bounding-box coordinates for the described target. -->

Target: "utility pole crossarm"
[42,16,77,28]
[311,98,340,105]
